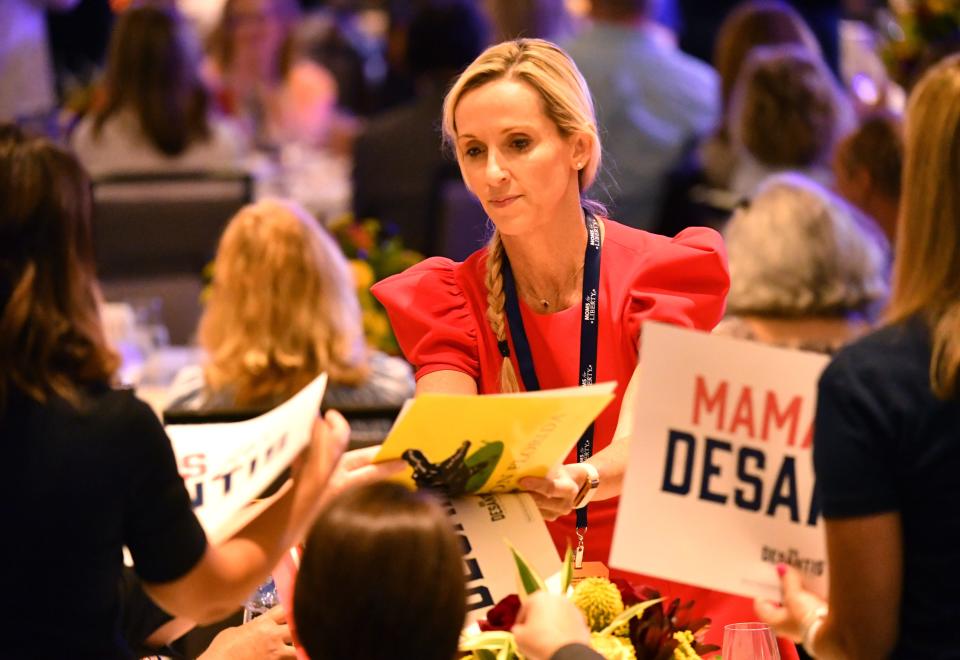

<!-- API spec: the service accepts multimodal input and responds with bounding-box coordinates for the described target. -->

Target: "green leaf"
[598,597,665,636]
[505,539,546,595]
[560,544,574,594]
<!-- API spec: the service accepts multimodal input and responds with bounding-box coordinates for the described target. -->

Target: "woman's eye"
[510,137,531,151]
[464,146,484,158]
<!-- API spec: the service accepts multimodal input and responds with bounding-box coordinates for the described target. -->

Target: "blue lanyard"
[501,211,601,530]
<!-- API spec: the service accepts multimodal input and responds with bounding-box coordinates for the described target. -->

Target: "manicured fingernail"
[776,563,786,577]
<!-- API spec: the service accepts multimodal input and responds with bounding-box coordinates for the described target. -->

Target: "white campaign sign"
[448,493,560,624]
[610,323,830,600]
[165,374,327,542]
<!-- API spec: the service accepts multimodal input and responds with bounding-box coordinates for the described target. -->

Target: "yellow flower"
[672,630,701,660]
[350,259,376,291]
[572,577,625,632]
[590,633,637,660]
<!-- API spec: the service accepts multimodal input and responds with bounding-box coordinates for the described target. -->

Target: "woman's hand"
[519,463,589,521]
[290,410,351,522]
[512,591,593,660]
[754,563,827,642]
[319,445,406,508]
[198,606,295,660]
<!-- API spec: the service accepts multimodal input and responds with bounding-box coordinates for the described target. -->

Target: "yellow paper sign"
[376,382,616,496]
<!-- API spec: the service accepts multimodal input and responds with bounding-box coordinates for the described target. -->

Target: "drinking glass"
[723,622,780,660]
[242,577,279,623]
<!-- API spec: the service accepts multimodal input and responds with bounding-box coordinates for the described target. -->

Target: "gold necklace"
[520,263,585,311]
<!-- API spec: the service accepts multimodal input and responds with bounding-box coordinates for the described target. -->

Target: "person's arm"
[512,591,600,660]
[143,411,349,623]
[518,357,641,520]
[756,512,902,659]
[416,369,478,395]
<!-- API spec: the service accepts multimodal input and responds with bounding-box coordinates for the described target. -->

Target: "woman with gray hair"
[716,172,889,353]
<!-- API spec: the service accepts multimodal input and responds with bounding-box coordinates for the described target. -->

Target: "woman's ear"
[570,132,591,171]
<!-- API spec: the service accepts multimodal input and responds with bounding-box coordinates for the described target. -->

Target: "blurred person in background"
[166,199,413,436]
[292,481,466,660]
[832,110,902,245]
[757,54,960,660]
[0,0,80,125]
[70,2,246,177]
[564,0,719,230]
[484,0,575,42]
[205,0,346,150]
[716,173,888,354]
[700,0,822,189]
[352,0,490,256]
[727,44,851,198]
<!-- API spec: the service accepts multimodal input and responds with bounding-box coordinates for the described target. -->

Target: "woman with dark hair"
[204,0,343,149]
[71,2,244,176]
[293,481,466,660]
[0,124,371,659]
[756,55,960,658]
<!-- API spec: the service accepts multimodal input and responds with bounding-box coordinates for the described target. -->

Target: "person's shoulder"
[602,217,722,257]
[823,317,931,394]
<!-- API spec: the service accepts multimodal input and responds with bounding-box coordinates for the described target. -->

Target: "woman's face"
[228,0,286,75]
[454,78,587,237]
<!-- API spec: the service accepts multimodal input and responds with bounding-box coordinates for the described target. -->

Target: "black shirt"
[0,386,207,659]
[814,317,960,658]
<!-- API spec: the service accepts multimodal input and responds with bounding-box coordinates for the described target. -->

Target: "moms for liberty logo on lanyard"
[501,211,602,538]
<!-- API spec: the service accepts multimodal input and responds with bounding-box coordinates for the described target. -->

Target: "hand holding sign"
[288,411,350,538]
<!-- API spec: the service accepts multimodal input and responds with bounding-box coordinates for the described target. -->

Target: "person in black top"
[755,55,960,658]
[0,124,395,658]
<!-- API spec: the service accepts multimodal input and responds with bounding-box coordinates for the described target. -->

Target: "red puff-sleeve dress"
[373,220,792,654]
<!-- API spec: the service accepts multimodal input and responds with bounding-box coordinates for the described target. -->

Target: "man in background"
[564,0,718,231]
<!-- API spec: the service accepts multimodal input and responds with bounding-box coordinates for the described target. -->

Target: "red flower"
[478,594,521,632]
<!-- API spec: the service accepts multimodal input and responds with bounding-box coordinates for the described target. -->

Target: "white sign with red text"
[165,374,327,542]
[610,323,830,600]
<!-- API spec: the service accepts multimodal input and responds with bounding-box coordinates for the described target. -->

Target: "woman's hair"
[293,482,466,660]
[886,55,960,399]
[199,199,368,407]
[94,3,211,158]
[207,0,300,80]
[730,44,844,169]
[713,1,820,117]
[724,173,888,318]
[441,38,601,392]
[834,111,903,200]
[0,124,119,409]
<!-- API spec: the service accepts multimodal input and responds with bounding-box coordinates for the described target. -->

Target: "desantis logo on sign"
[610,323,830,600]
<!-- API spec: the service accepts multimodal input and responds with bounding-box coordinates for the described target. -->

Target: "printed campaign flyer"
[374,382,616,496]
[610,323,830,601]
[166,374,327,542]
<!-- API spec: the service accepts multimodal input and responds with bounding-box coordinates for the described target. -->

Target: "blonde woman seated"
[166,199,413,434]
[715,173,889,354]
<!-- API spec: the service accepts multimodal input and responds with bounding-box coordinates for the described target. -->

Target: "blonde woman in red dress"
[374,39,776,652]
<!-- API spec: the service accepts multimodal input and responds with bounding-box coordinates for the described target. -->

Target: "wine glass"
[723,622,780,660]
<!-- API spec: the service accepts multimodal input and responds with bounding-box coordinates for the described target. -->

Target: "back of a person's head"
[293,482,466,660]
[724,172,888,318]
[484,0,572,42]
[97,1,210,157]
[406,0,491,80]
[714,0,821,113]
[730,44,841,169]
[887,54,960,398]
[835,111,903,201]
[0,125,118,409]
[199,198,367,408]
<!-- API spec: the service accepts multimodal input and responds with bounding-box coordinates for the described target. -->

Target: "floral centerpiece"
[881,0,960,89]
[329,215,423,354]
[461,545,719,660]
